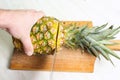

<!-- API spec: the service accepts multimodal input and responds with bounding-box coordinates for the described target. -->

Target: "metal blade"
[49,23,60,80]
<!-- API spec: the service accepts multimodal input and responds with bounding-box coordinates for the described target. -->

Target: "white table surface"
[0,0,120,80]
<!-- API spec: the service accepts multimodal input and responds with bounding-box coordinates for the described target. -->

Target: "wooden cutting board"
[9,21,120,72]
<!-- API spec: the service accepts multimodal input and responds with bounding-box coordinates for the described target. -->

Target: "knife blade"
[49,23,60,80]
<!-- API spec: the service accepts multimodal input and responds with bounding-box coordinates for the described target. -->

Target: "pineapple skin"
[13,16,64,54]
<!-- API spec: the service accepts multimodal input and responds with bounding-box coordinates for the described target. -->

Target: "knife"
[49,23,60,80]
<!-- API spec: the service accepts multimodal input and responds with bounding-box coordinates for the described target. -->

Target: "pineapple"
[13,16,120,63]
[30,17,64,54]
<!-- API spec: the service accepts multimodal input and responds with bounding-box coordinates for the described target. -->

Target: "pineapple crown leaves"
[64,23,120,64]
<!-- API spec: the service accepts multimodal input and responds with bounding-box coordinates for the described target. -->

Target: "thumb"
[21,36,33,56]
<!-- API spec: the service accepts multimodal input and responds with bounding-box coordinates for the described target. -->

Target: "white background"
[0,0,120,80]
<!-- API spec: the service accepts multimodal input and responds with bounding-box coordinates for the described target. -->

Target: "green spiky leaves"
[64,23,120,64]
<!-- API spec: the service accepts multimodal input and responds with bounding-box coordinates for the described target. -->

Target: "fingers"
[21,36,33,56]
[8,10,45,56]
[20,11,45,56]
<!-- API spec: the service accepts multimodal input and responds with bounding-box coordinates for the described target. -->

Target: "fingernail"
[26,52,33,56]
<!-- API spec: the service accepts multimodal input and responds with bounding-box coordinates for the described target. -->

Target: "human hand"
[0,10,45,56]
